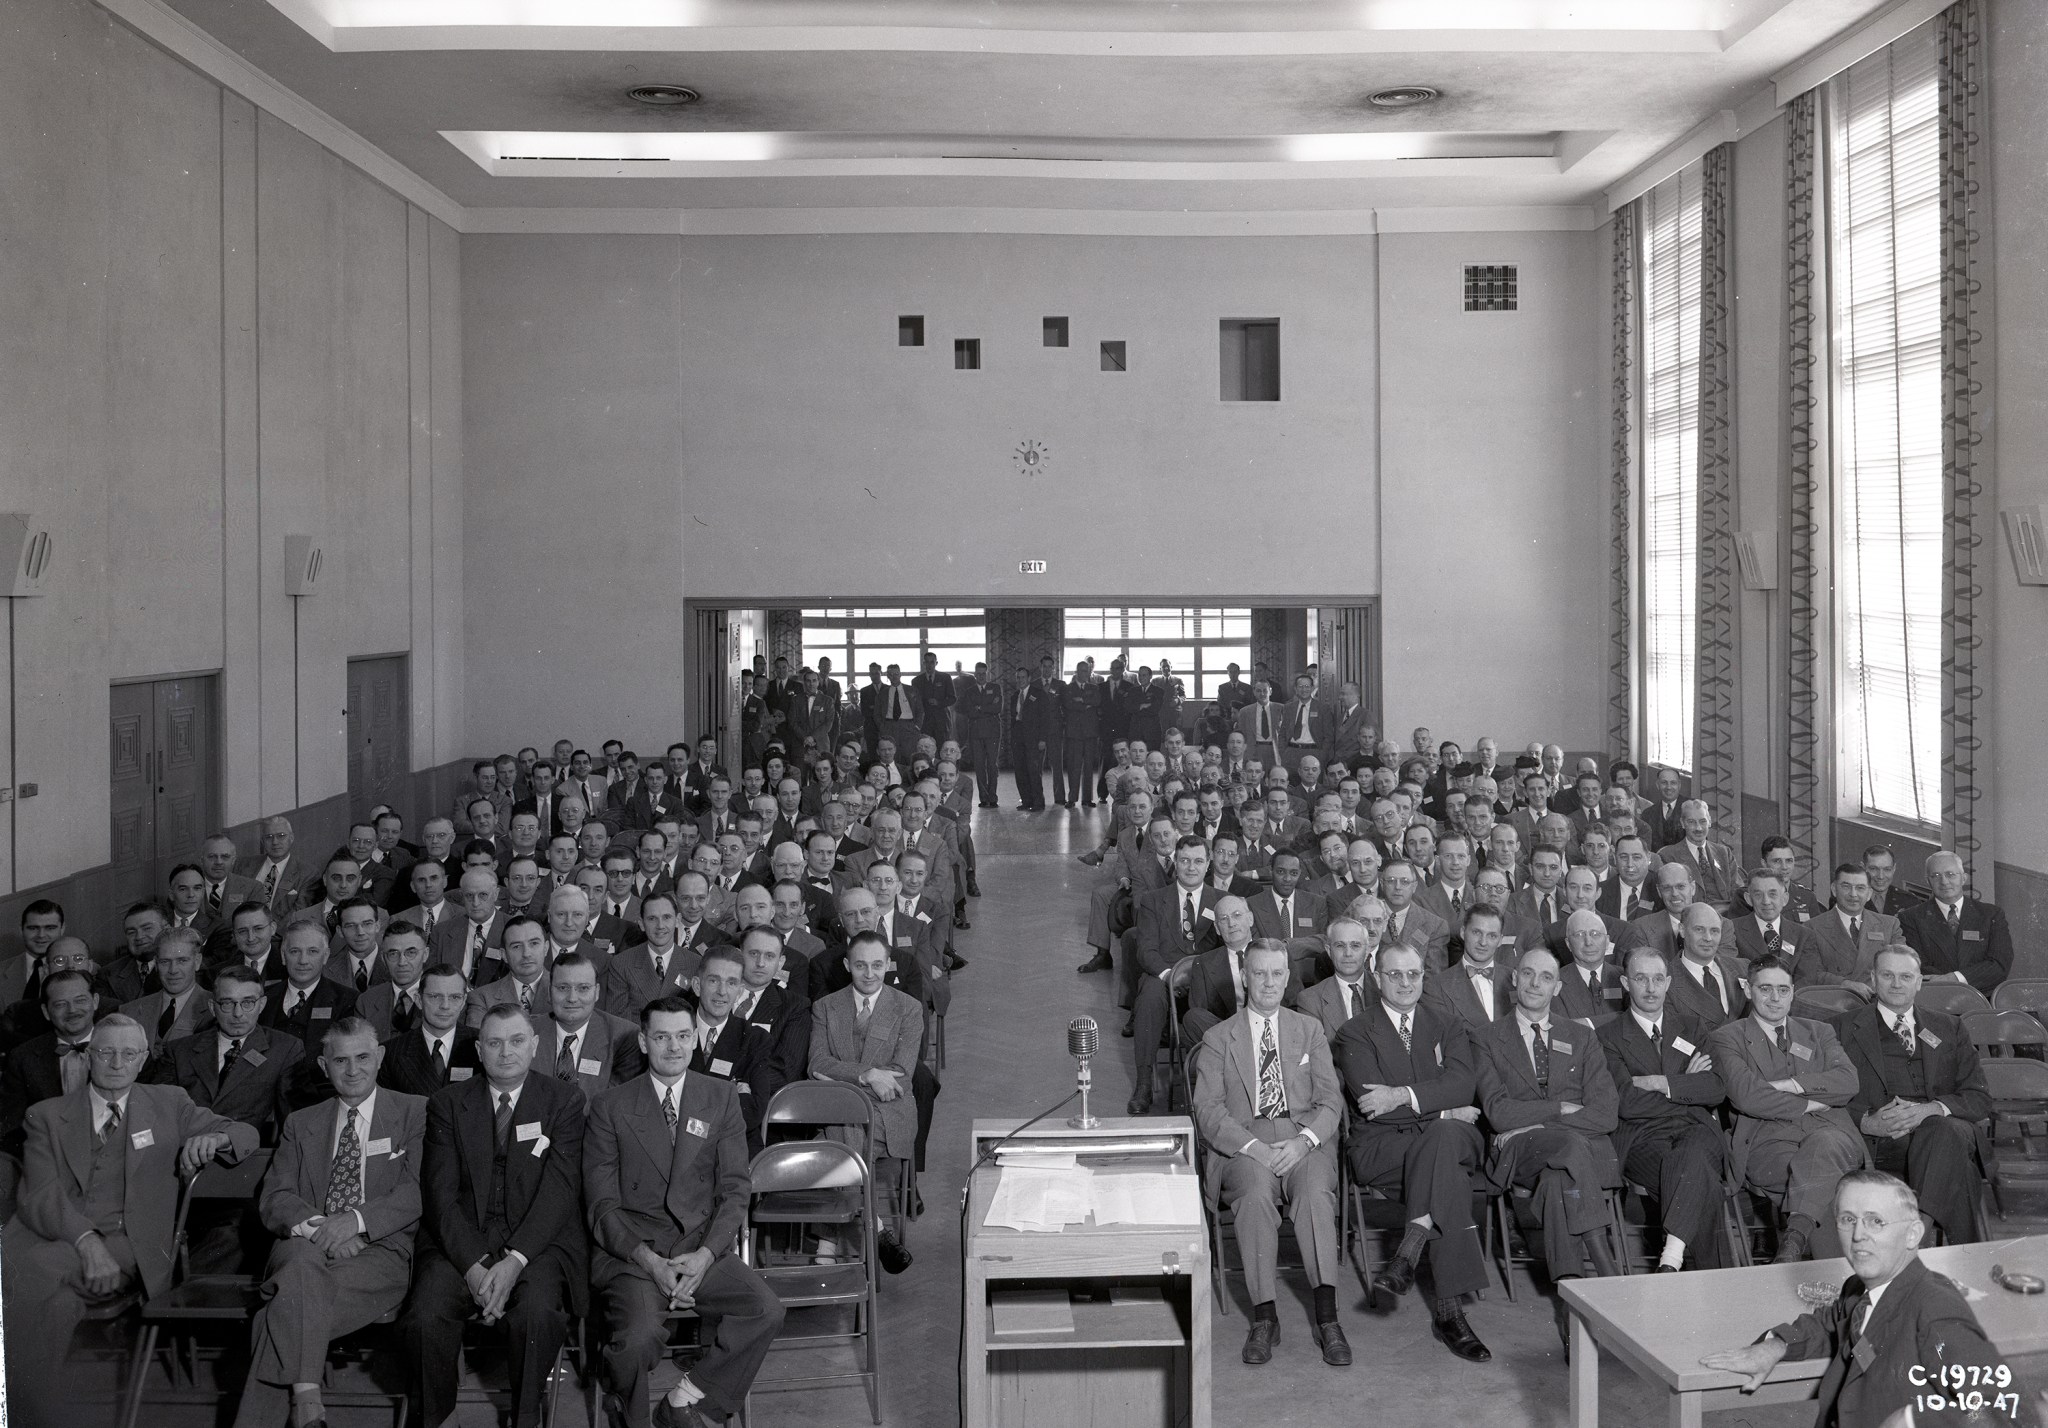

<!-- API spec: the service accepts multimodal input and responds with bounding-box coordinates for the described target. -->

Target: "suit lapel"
[628,1076,675,1173]
[55,1091,92,1194]
[667,1076,712,1191]
[1232,1016,1260,1110]
[456,1078,494,1193]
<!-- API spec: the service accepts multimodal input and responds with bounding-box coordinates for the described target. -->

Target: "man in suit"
[1232,680,1285,774]
[2,1014,255,1427]
[1709,954,1864,1263]
[587,994,784,1428]
[1596,833,1659,924]
[1860,843,1923,920]
[1597,946,1734,1271]
[150,964,301,1145]
[121,926,212,1051]
[240,817,307,921]
[783,667,840,762]
[1542,867,1627,957]
[1055,660,1102,809]
[1642,769,1686,852]
[1794,863,1910,990]
[1654,904,1748,1034]
[1657,800,1741,912]
[512,759,565,841]
[1127,836,1225,1114]
[393,856,460,957]
[1011,660,1060,811]
[1332,942,1492,1361]
[1840,947,1990,1245]
[1272,674,1329,775]
[1179,896,1259,1045]
[952,665,999,808]
[448,868,510,985]
[354,921,434,1040]
[0,968,102,1165]
[686,945,782,1153]
[534,952,645,1105]
[1190,940,1349,1367]
[261,920,360,1049]
[404,1003,587,1428]
[676,735,725,818]
[1475,946,1623,1298]
[231,1017,427,1428]
[1729,867,1808,966]
[1615,861,1697,963]
[1509,847,1572,933]
[603,890,708,1020]
[1440,906,1516,1033]
[1378,861,1451,971]
[469,915,555,1029]
[381,965,483,1098]
[1899,850,2016,993]
[194,833,264,927]
[1700,1171,2001,1428]
[1415,832,1479,929]
[735,925,810,1092]
[1288,913,1374,1039]
[102,900,169,1004]
[874,662,922,757]
[809,933,922,1273]
[1552,912,1627,1029]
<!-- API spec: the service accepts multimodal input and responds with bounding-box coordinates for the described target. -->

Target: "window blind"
[1640,163,1704,773]
[1831,21,1941,826]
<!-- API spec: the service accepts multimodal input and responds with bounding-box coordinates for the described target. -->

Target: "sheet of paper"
[1090,1171,1202,1226]
[983,1166,1094,1231]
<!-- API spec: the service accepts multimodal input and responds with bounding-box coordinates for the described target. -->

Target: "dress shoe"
[955,917,973,931]
[653,1398,720,1428]
[1312,1320,1353,1367]
[908,1187,925,1219]
[1126,1095,1153,1116]
[966,874,982,895]
[1077,851,1104,866]
[1369,1255,1417,1307]
[1241,1318,1277,1365]
[877,1229,913,1274]
[1432,1311,1492,1362]
[1773,1229,1810,1265]
[1120,1018,1134,1037]
[1076,952,1114,974]
[1656,1264,1680,1273]
[946,951,969,968]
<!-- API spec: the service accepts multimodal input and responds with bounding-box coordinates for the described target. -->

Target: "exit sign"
[1019,560,1048,574]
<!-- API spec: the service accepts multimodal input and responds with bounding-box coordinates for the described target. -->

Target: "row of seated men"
[0,740,996,1428]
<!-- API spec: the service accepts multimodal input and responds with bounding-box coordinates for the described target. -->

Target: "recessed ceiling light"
[627,84,700,107]
[1368,86,1440,109]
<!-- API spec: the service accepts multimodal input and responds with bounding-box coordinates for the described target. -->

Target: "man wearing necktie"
[586,995,784,1428]
[1190,942,1348,1367]
[1474,946,1624,1313]
[808,935,920,1274]
[1708,956,1863,1264]
[353,923,432,1040]
[1127,836,1223,1115]
[1701,1170,2000,1426]
[1792,863,1909,990]
[1898,850,2016,992]
[1836,948,1991,1246]
[1332,943,1493,1362]
[235,1017,425,1428]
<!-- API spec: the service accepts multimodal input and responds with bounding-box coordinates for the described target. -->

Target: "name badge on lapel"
[1852,1336,1878,1371]
[311,1007,333,1020]
[243,1049,266,1067]
[1201,907,1215,921]
[1962,930,1982,942]
[451,1067,474,1080]
[894,936,912,949]
[578,1058,603,1076]
[366,1137,393,1156]
[515,1122,542,1142]
[1789,1041,1813,1061]
[1297,917,1313,928]
[1603,988,1625,1001]
[1918,1029,1942,1050]
[130,1128,155,1150]
[684,1117,710,1139]
[1671,1036,1696,1056]
[710,1057,733,1076]
[1549,1038,1572,1056]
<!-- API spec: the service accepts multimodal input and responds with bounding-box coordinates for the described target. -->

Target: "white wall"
[0,0,462,894]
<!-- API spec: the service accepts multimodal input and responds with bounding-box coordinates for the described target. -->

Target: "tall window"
[1062,608,1251,698]
[799,608,987,677]
[1639,163,1704,772]
[1831,25,1942,826]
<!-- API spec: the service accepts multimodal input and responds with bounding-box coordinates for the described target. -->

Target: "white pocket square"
[1298,1052,1310,1065]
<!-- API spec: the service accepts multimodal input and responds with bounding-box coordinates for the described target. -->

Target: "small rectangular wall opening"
[1043,316,1069,347]
[899,315,925,346]
[954,338,981,370]
[1100,340,1126,372]
[1219,319,1280,401]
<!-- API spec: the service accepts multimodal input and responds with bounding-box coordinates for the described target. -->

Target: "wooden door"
[108,682,156,909]
[109,676,219,909]
[347,656,411,824]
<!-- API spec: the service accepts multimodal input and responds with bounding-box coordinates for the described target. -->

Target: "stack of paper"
[984,1166,1203,1231]
[984,1166,1094,1231]
[1091,1172,1202,1226]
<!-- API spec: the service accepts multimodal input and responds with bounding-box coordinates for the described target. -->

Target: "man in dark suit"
[262,919,359,1049]
[585,994,783,1428]
[960,665,1005,807]
[733,925,810,1084]
[232,1017,427,1428]
[1700,1171,2001,1427]
[1552,912,1627,1029]
[1859,844,1923,920]
[1729,867,1809,967]
[511,759,565,841]
[381,965,484,1097]
[1597,946,1733,1271]
[1128,837,1225,1114]
[1012,660,1060,811]
[1840,947,1991,1245]
[1440,906,1515,1033]
[0,969,104,1161]
[2,1015,256,1426]
[102,900,169,1005]
[1473,946,1623,1290]
[404,1003,587,1428]
[1664,903,1751,1031]
[1056,661,1103,809]
[686,945,782,1153]
[533,952,645,1104]
[1332,943,1492,1362]
[1179,896,1257,1045]
[1898,850,2015,993]
[121,926,213,1052]
[150,965,301,1144]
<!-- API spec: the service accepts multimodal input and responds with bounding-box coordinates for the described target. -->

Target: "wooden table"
[1557,1236,2048,1427]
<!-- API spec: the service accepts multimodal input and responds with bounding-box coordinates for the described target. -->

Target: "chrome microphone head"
[1068,1015,1100,1059]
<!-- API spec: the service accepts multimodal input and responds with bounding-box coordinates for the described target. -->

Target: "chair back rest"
[1794,988,1865,1020]
[765,1079,873,1130]
[1961,1009,2048,1051]
[747,1139,868,1195]
[1982,1058,2048,1099]
[174,1148,276,1280]
[1992,980,2048,1016]
[1916,984,1993,1017]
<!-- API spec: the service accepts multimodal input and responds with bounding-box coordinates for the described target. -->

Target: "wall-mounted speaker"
[284,534,323,596]
[0,514,53,597]
[2000,506,2048,585]
[1734,529,1778,590]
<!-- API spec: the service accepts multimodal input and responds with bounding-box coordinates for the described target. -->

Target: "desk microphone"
[1067,1015,1101,1128]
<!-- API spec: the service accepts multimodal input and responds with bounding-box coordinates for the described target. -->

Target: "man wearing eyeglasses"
[3,1014,255,1427]
[1701,1170,2000,1427]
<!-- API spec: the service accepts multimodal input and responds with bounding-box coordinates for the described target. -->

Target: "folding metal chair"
[1917,983,1994,1018]
[1992,980,2048,1019]
[1792,985,1869,1022]
[764,1081,911,1238]
[1963,1008,2048,1061]
[1488,1182,1630,1294]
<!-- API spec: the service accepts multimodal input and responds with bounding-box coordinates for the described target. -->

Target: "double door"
[109,676,218,910]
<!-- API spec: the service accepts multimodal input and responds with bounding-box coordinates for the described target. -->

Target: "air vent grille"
[1464,265,1517,312]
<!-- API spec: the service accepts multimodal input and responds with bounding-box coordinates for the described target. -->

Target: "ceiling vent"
[626,85,700,107]
[1369,86,1441,109]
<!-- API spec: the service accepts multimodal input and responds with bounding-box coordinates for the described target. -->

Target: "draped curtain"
[1691,143,1741,838]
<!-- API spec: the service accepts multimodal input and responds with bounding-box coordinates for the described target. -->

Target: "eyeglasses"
[91,1048,148,1065]
[1835,1212,1897,1235]
[214,996,266,1013]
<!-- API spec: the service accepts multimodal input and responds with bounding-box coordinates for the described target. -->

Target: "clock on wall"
[1013,438,1052,475]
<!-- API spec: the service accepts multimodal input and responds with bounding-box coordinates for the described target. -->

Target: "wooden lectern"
[962,1116,1211,1428]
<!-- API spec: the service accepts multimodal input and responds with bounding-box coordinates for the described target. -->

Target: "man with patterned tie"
[585,994,782,1428]
[1331,943,1493,1362]
[1656,799,1742,912]
[1729,867,1807,966]
[353,922,433,1040]
[3,1014,255,1427]
[233,1017,426,1428]
[403,1004,587,1428]
[533,952,644,1103]
[1190,940,1349,1368]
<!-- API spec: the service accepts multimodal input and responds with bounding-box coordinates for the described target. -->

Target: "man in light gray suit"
[1190,940,1348,1368]
[120,927,213,1051]
[232,1017,426,1428]
[1792,863,1909,990]
[1378,861,1451,972]
[810,931,921,1273]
